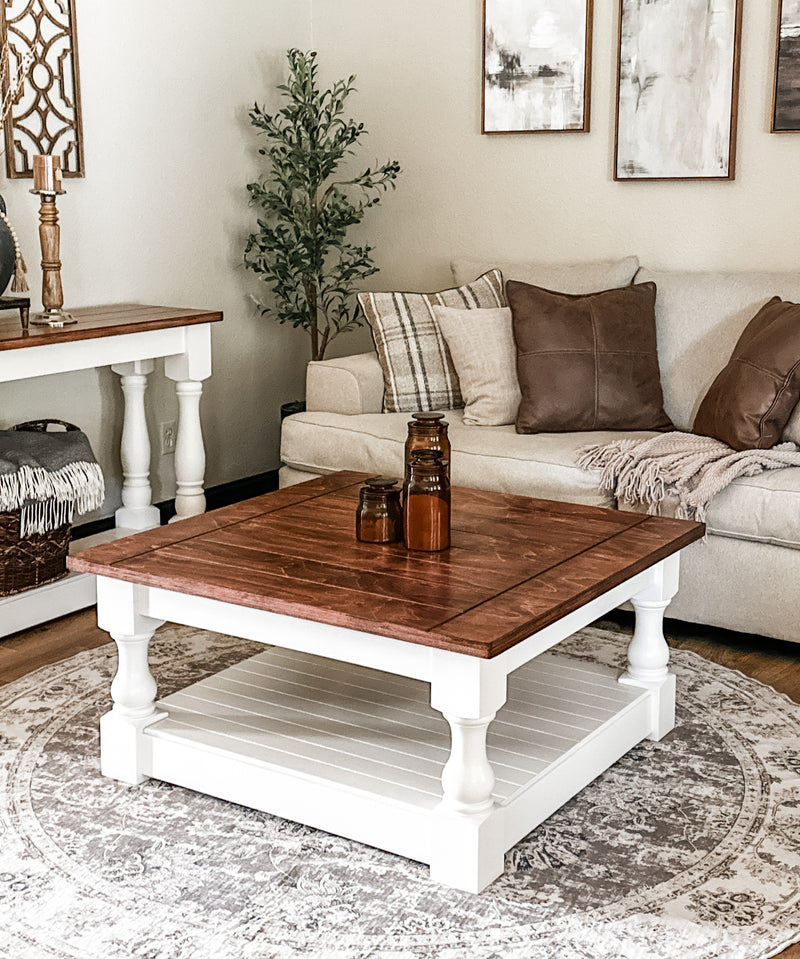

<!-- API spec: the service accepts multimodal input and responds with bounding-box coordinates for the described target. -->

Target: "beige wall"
[1,1,795,522]
[0,1,310,521]
[312,0,798,297]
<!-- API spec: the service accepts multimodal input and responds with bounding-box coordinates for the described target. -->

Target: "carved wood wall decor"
[0,0,84,178]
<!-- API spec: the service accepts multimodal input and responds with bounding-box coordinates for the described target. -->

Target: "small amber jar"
[403,450,450,552]
[404,412,450,487]
[356,476,403,544]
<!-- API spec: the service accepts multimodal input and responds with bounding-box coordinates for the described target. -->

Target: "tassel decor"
[11,252,28,293]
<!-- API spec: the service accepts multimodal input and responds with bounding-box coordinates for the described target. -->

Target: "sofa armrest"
[305,352,384,415]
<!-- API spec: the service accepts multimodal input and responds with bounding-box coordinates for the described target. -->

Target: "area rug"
[1,624,799,959]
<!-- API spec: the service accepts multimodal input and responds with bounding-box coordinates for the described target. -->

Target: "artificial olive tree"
[245,49,401,362]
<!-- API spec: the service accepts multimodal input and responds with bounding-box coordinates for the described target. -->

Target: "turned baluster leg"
[97,579,165,784]
[109,628,158,719]
[441,713,496,813]
[170,379,206,522]
[164,325,212,523]
[620,554,681,740]
[111,359,160,531]
[429,653,507,892]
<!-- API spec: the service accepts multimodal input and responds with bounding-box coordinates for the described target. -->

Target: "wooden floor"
[0,607,112,685]
[1,608,799,957]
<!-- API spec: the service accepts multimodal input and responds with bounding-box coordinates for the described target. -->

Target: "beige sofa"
[280,260,800,644]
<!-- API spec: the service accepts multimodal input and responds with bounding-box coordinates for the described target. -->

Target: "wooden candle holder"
[30,192,75,327]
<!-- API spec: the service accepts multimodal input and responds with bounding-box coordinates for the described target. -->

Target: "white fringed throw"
[578,431,800,522]
[0,428,105,537]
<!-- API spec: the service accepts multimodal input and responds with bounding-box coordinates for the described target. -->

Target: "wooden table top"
[69,471,705,659]
[0,303,222,351]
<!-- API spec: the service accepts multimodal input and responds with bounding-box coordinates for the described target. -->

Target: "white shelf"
[0,526,135,638]
[144,647,652,869]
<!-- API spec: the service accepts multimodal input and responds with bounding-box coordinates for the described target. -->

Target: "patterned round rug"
[1,623,799,959]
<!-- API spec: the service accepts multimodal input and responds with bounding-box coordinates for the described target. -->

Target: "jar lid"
[412,411,446,421]
[365,476,400,489]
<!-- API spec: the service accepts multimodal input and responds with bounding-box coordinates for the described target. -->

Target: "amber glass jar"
[404,412,450,486]
[355,476,403,544]
[403,450,450,551]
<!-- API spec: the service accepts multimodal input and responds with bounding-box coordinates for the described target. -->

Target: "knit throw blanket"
[0,429,105,536]
[578,431,800,522]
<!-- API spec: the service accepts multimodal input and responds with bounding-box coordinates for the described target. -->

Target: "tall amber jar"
[404,412,450,486]
[403,450,450,551]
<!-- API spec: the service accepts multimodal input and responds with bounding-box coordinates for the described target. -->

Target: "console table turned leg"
[164,324,211,523]
[111,359,161,531]
[170,379,206,522]
[100,623,165,784]
[620,555,680,741]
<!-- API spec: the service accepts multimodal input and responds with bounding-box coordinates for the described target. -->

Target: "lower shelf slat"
[147,647,649,807]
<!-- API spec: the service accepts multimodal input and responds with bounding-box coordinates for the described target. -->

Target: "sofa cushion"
[508,280,673,433]
[357,270,505,414]
[280,408,660,508]
[621,465,800,550]
[693,297,800,450]
[706,467,800,548]
[451,256,639,292]
[635,269,800,434]
[433,305,521,426]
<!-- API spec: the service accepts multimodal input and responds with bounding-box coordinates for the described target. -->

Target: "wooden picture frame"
[482,0,593,134]
[0,0,85,178]
[772,0,800,132]
[614,0,742,180]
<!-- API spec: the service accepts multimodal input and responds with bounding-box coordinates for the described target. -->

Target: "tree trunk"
[302,275,321,361]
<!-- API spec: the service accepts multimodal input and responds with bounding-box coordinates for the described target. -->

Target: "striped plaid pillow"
[358,270,505,412]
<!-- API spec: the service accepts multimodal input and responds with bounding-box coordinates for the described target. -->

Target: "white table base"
[97,554,680,893]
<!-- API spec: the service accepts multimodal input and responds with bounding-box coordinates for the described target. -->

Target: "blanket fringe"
[19,498,74,537]
[578,432,800,524]
[0,461,105,537]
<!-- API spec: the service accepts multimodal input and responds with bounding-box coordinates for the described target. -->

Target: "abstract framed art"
[614,0,743,180]
[482,0,593,134]
[772,0,800,132]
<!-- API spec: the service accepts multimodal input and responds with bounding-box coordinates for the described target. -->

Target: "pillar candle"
[32,155,61,193]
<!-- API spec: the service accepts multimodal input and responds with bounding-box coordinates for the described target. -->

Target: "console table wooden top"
[0,303,223,351]
[71,470,705,659]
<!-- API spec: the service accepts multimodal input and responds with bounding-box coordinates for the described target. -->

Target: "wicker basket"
[0,419,78,598]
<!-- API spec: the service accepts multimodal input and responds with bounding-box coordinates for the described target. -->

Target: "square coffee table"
[69,471,704,893]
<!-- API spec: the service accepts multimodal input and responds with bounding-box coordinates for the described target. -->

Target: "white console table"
[0,303,222,637]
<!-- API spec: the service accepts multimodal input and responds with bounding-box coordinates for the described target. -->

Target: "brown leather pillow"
[693,296,800,450]
[508,279,673,433]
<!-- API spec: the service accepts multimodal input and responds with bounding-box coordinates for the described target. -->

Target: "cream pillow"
[433,305,521,427]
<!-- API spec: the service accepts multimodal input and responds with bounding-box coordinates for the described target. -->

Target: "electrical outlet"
[160,421,177,455]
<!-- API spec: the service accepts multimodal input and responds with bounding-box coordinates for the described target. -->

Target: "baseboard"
[71,470,280,542]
